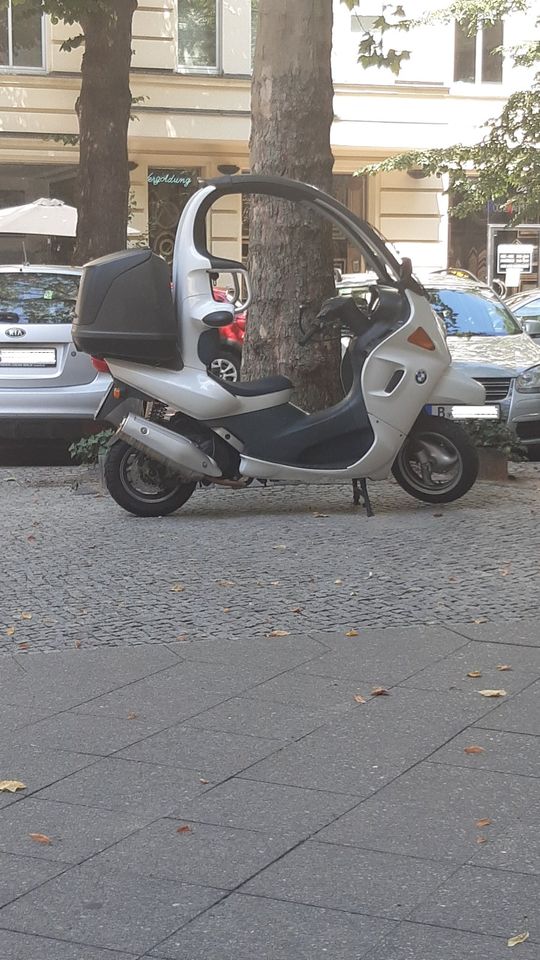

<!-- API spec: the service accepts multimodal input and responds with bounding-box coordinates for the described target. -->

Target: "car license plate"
[425,404,500,420]
[0,348,56,367]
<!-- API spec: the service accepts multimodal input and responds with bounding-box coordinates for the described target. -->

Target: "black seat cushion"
[217,375,293,397]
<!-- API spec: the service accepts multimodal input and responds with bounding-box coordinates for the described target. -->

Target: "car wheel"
[209,348,241,383]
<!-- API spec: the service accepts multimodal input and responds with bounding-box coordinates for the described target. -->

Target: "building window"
[178,0,220,71]
[0,0,44,70]
[454,19,503,83]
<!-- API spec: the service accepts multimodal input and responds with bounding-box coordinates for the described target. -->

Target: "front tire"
[104,441,196,517]
[392,413,479,504]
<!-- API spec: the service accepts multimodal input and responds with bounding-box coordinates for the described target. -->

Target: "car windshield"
[428,288,522,337]
[0,274,80,325]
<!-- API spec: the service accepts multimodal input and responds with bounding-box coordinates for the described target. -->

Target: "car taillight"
[92,357,111,373]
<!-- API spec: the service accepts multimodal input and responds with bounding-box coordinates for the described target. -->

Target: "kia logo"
[5,328,26,338]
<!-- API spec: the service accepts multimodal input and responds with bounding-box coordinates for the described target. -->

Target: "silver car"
[0,265,110,439]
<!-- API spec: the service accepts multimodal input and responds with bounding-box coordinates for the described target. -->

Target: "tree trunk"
[73,0,137,265]
[243,0,341,411]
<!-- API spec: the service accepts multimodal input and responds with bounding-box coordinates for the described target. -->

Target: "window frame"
[0,0,47,74]
[176,0,223,76]
[453,18,504,86]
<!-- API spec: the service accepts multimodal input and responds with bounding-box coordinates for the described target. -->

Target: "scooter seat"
[219,375,293,398]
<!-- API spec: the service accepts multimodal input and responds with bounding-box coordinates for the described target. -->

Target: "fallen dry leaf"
[313,512,329,518]
[500,563,512,577]
[334,579,343,585]
[353,695,366,704]
[74,640,82,649]
[176,634,189,642]
[0,781,26,793]
[217,579,235,587]
[433,512,443,517]
[273,545,287,551]
[223,607,231,613]
[497,664,512,672]
[475,835,488,844]
[171,584,185,593]
[27,534,36,543]
[5,626,15,637]
[20,613,32,621]
[127,712,138,720]
[479,689,507,698]
[29,833,52,845]
[475,818,493,828]
[199,778,209,784]
[345,629,359,637]
[472,617,487,624]
[269,580,281,586]
[467,670,482,678]
[507,932,529,948]
[291,607,303,614]
[371,686,390,696]
[176,825,192,834]
[18,642,30,651]
[268,629,290,637]
[464,746,485,755]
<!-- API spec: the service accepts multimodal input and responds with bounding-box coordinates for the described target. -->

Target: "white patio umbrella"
[0,197,140,237]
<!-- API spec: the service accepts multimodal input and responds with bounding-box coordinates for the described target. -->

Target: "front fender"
[429,367,486,405]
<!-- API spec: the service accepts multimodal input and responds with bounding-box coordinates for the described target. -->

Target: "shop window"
[0,0,44,70]
[178,0,220,71]
[148,168,200,265]
[454,19,503,83]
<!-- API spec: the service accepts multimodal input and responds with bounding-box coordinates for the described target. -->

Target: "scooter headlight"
[516,364,540,393]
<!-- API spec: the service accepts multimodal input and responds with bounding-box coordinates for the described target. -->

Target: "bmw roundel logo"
[5,327,26,338]
[415,370,428,384]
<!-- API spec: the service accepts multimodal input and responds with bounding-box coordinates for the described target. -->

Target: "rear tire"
[392,413,479,504]
[104,440,196,517]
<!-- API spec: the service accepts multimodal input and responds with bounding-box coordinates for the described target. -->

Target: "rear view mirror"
[523,318,540,337]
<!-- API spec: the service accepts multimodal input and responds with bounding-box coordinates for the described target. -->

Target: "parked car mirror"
[523,318,540,337]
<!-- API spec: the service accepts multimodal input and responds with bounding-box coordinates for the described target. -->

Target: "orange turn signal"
[407,327,436,351]
[113,386,122,400]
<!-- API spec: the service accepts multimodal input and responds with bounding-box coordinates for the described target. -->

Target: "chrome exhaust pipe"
[117,413,222,480]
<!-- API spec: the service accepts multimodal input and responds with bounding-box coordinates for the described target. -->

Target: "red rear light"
[91,357,111,373]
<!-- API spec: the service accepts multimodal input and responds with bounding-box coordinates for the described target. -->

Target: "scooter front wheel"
[104,440,196,517]
[392,413,479,504]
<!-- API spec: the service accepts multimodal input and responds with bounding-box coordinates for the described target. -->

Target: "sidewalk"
[0,620,538,959]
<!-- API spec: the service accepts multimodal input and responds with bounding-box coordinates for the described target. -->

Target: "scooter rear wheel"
[392,413,479,504]
[104,440,196,517]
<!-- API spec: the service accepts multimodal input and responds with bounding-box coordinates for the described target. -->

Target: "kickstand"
[352,478,374,518]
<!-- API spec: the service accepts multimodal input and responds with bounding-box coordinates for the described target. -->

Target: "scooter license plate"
[425,404,500,420]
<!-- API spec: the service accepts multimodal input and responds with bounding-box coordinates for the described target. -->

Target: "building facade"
[0,0,533,274]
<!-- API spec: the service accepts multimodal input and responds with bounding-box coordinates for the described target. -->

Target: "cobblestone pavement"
[0,466,539,958]
[1,464,539,653]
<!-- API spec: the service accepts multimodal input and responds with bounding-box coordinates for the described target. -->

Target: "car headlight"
[516,364,540,393]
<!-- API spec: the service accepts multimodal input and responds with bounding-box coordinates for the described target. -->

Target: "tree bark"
[243,0,341,411]
[73,0,137,265]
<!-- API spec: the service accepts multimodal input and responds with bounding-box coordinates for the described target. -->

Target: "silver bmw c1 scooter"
[72,175,486,517]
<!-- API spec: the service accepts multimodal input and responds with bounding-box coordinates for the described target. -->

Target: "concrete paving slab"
[0,864,224,954]
[36,757,209,818]
[316,761,540,863]
[150,893,397,960]
[117,725,286,780]
[170,778,360,840]
[0,852,65,907]
[474,681,540,735]
[89,818,296,889]
[0,798,145,864]
[447,619,540,647]
[400,641,540,694]
[244,686,496,796]
[411,865,540,941]
[0,929,138,960]
[0,744,96,811]
[302,625,467,684]
[12,711,168,757]
[185,694,352,740]
[242,840,456,918]
[429,728,540,778]
[361,920,540,960]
